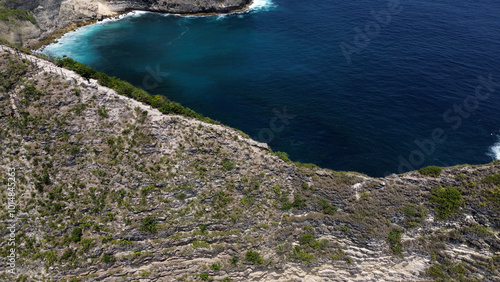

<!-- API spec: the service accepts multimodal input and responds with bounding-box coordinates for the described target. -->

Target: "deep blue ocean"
[42,0,500,176]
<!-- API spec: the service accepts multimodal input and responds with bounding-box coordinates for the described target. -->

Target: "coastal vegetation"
[0,8,37,25]
[419,165,443,177]
[430,186,464,219]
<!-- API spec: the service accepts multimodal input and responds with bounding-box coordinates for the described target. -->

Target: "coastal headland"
[0,1,499,280]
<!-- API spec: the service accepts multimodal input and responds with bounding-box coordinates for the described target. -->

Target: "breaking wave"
[489,136,500,160]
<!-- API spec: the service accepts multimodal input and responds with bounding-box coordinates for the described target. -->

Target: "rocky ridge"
[0,45,499,281]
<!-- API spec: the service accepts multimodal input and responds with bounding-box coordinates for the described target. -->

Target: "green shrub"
[281,202,293,211]
[140,217,157,233]
[101,235,113,244]
[465,223,492,237]
[200,272,209,280]
[430,186,464,219]
[426,262,467,280]
[273,185,281,195]
[23,85,43,99]
[419,166,442,177]
[55,57,96,79]
[298,233,314,245]
[426,263,444,278]
[97,106,109,118]
[70,228,83,243]
[310,239,328,249]
[41,171,51,185]
[280,193,305,211]
[274,151,291,162]
[485,187,500,209]
[221,159,234,170]
[240,196,255,206]
[492,254,500,262]
[318,197,337,215]
[141,185,154,196]
[80,238,94,251]
[60,249,75,261]
[280,194,306,210]
[387,228,402,245]
[401,203,427,228]
[175,193,187,200]
[245,250,263,264]
[210,262,221,271]
[35,182,43,192]
[102,253,115,263]
[387,227,403,256]
[229,257,238,265]
[192,239,209,248]
[292,194,306,208]
[483,174,500,185]
[292,246,313,263]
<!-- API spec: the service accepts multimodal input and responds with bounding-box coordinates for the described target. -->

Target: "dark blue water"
[43,0,500,176]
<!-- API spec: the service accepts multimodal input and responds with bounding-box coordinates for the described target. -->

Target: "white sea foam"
[216,14,228,21]
[37,10,146,54]
[94,10,148,24]
[489,137,500,160]
[174,0,276,19]
[249,0,276,11]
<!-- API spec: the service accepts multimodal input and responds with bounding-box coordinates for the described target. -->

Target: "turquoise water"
[43,0,500,176]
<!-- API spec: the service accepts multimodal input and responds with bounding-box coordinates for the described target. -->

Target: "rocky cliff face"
[0,45,499,281]
[0,18,41,46]
[0,0,250,47]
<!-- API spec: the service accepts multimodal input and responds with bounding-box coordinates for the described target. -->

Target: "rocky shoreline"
[0,0,253,48]
[33,1,256,51]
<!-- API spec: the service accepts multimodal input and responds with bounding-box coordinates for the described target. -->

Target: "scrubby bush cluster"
[419,166,442,177]
[0,8,37,25]
[430,186,463,219]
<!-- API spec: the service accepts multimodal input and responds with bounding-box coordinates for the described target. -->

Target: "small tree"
[431,186,464,219]
[245,250,263,264]
[140,217,157,233]
[419,166,442,177]
[70,228,82,243]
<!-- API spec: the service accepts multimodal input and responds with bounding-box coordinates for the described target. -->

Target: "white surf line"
[490,138,500,160]
[249,0,276,11]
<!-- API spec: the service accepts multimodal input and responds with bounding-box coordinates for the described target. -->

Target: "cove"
[42,0,500,176]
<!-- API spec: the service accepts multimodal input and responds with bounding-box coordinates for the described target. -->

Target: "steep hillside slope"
[0,45,499,281]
